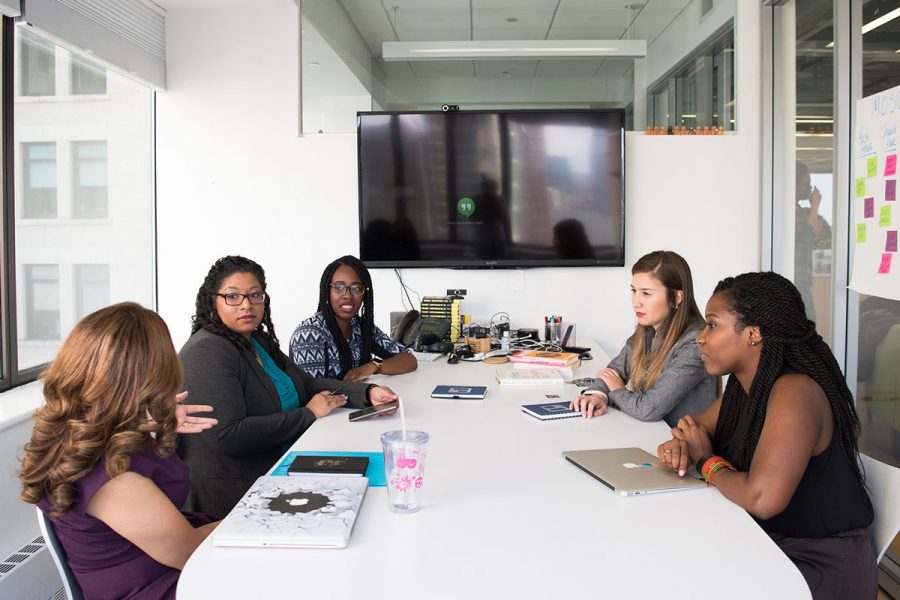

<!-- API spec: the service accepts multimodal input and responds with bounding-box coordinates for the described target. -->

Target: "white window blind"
[21,0,166,88]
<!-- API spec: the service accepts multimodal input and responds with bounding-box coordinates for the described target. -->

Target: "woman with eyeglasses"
[177,256,398,517]
[290,255,417,382]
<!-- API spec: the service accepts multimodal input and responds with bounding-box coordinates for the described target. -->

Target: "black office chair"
[35,507,85,600]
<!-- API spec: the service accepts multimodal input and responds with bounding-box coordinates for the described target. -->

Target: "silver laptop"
[562,447,706,496]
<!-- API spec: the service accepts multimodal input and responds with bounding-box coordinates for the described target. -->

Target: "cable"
[393,268,420,311]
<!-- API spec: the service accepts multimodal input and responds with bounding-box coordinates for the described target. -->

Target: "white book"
[213,475,368,549]
[496,367,564,385]
[511,361,580,379]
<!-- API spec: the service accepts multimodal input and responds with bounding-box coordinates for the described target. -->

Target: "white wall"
[157,0,761,362]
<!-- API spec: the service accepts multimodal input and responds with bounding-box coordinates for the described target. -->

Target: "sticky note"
[880,205,892,227]
[868,156,878,177]
[857,223,867,243]
[878,253,892,274]
[865,197,874,218]
[887,179,897,201]
[886,154,897,176]
[856,178,866,198]
[887,230,898,253]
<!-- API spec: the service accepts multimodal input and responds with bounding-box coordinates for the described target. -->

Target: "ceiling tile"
[473,0,561,8]
[474,8,556,30]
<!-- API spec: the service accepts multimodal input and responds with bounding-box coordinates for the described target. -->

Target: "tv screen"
[357,109,624,268]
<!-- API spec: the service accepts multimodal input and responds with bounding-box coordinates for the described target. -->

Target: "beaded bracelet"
[701,456,736,485]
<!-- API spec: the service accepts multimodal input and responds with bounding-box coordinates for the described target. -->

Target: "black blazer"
[176,328,371,517]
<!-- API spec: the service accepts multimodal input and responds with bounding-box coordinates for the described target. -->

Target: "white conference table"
[179,343,810,599]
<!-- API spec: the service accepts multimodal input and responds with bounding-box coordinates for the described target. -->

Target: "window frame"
[1,16,158,392]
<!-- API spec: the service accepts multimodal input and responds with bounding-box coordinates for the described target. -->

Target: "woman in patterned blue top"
[290,255,417,381]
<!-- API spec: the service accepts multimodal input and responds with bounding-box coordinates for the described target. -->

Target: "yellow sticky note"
[857,223,866,243]
[867,156,878,178]
[880,205,892,227]
[856,178,866,197]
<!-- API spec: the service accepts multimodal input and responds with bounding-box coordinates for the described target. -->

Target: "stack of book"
[421,295,462,342]
[496,368,564,386]
[509,350,582,378]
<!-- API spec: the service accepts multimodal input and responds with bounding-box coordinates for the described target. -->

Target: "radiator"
[0,536,63,600]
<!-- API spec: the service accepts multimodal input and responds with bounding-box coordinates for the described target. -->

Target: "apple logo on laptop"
[623,461,657,469]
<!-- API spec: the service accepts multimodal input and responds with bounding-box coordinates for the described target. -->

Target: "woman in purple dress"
[20,302,220,600]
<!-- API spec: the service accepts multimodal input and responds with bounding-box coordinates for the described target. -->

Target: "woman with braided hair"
[177,256,398,517]
[289,255,416,381]
[658,271,875,599]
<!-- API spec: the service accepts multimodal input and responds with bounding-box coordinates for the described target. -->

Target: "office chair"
[35,506,85,600]
[860,453,900,563]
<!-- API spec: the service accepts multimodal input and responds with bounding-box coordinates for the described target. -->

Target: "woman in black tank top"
[656,272,875,600]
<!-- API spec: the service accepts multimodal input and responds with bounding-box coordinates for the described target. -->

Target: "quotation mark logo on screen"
[457,197,476,217]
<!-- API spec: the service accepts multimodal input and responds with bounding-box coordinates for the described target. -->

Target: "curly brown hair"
[19,302,183,516]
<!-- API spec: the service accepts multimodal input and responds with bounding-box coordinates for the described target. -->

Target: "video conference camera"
[441,104,459,112]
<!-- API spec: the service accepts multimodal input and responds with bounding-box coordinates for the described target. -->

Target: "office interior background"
[0,0,897,597]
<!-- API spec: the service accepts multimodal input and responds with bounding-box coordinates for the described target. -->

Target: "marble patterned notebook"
[212,475,368,549]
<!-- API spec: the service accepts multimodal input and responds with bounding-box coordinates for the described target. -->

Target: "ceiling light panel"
[383,39,647,60]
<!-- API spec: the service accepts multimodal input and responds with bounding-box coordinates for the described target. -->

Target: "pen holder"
[545,322,561,344]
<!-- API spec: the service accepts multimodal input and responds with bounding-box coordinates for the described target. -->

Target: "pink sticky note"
[864,197,874,218]
[878,253,892,274]
[886,154,898,176]
[887,230,898,253]
[887,179,897,201]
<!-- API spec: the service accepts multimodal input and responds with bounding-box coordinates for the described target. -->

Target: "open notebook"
[213,475,368,549]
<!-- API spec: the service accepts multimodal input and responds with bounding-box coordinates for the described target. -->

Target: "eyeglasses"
[216,292,266,306]
[330,282,366,296]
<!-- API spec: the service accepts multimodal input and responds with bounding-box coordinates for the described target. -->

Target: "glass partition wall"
[300,0,736,134]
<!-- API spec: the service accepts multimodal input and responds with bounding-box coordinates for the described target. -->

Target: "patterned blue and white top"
[289,311,409,379]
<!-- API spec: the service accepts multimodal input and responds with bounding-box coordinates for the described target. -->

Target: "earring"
[749,340,757,346]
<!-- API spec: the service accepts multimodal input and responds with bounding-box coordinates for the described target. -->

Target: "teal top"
[251,337,300,413]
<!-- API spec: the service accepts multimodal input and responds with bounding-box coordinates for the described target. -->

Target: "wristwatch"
[371,356,384,374]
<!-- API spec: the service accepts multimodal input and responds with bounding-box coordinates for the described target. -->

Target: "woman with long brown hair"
[20,302,219,600]
[571,250,717,426]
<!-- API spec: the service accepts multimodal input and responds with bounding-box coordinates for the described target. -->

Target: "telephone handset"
[392,309,451,350]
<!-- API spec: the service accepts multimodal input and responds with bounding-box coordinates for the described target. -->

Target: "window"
[2,23,156,390]
[19,28,54,96]
[72,141,108,218]
[22,142,57,218]
[24,265,60,342]
[71,55,106,95]
[647,27,735,132]
[74,264,110,321]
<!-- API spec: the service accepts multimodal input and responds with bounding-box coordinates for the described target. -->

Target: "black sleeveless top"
[716,376,874,538]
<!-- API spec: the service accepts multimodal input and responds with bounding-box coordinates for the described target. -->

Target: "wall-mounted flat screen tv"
[357,109,624,268]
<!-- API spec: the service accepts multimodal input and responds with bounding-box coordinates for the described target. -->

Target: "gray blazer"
[176,328,371,517]
[585,321,716,427]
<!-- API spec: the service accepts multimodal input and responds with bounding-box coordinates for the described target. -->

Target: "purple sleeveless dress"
[37,446,217,600]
